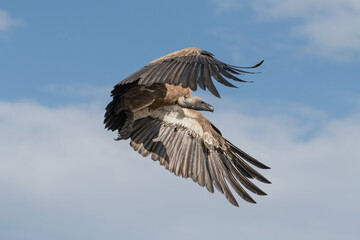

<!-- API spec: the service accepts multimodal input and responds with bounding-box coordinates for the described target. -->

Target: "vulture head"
[177,96,214,112]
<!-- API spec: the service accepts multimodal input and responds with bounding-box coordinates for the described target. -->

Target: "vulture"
[104,47,270,206]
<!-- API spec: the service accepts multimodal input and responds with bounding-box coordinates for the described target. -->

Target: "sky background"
[1,0,360,239]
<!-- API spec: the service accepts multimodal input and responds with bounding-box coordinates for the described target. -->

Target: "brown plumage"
[104,47,270,206]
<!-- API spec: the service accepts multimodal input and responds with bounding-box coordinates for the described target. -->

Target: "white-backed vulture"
[104,47,270,207]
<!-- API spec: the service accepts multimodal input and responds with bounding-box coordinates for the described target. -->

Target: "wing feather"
[196,62,206,90]
[144,62,169,85]
[195,140,206,187]
[203,64,220,98]
[117,47,263,98]
[173,132,187,176]
[181,136,193,178]
[168,129,185,172]
[223,155,267,196]
[179,62,194,88]
[209,64,237,88]
[213,153,239,206]
[187,62,198,91]
[228,140,270,169]
[137,65,161,85]
[169,61,187,85]
[221,159,256,204]
[140,63,167,85]
[128,106,270,206]
[190,138,199,182]
[208,152,224,194]
[157,60,178,83]
[185,136,196,178]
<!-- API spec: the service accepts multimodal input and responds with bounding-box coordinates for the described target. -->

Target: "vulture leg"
[116,111,134,140]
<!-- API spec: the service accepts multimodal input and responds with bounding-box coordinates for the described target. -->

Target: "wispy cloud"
[253,0,360,58]
[1,98,359,239]
[0,9,22,32]
[209,0,360,59]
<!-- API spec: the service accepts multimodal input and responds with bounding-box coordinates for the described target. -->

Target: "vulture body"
[104,47,270,206]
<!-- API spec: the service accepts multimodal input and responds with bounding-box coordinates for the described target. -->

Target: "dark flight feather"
[117,47,263,98]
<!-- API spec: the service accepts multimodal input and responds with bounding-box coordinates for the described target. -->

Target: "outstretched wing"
[119,47,263,98]
[128,105,270,206]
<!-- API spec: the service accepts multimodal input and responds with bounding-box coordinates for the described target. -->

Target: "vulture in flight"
[104,47,270,206]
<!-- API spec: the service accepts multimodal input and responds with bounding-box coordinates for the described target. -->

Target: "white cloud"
[253,0,360,57]
[1,99,360,239]
[0,9,22,32]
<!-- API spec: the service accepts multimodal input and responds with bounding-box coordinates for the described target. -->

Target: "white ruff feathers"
[150,105,204,137]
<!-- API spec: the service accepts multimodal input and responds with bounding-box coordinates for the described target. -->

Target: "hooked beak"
[204,102,214,112]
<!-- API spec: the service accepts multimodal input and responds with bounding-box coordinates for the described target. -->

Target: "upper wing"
[128,106,270,206]
[119,47,263,98]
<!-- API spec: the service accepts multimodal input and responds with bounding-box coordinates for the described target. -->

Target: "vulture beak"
[196,97,214,112]
[205,103,214,112]
[199,102,214,112]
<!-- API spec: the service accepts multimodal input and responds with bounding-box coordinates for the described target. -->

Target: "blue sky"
[1,0,360,239]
